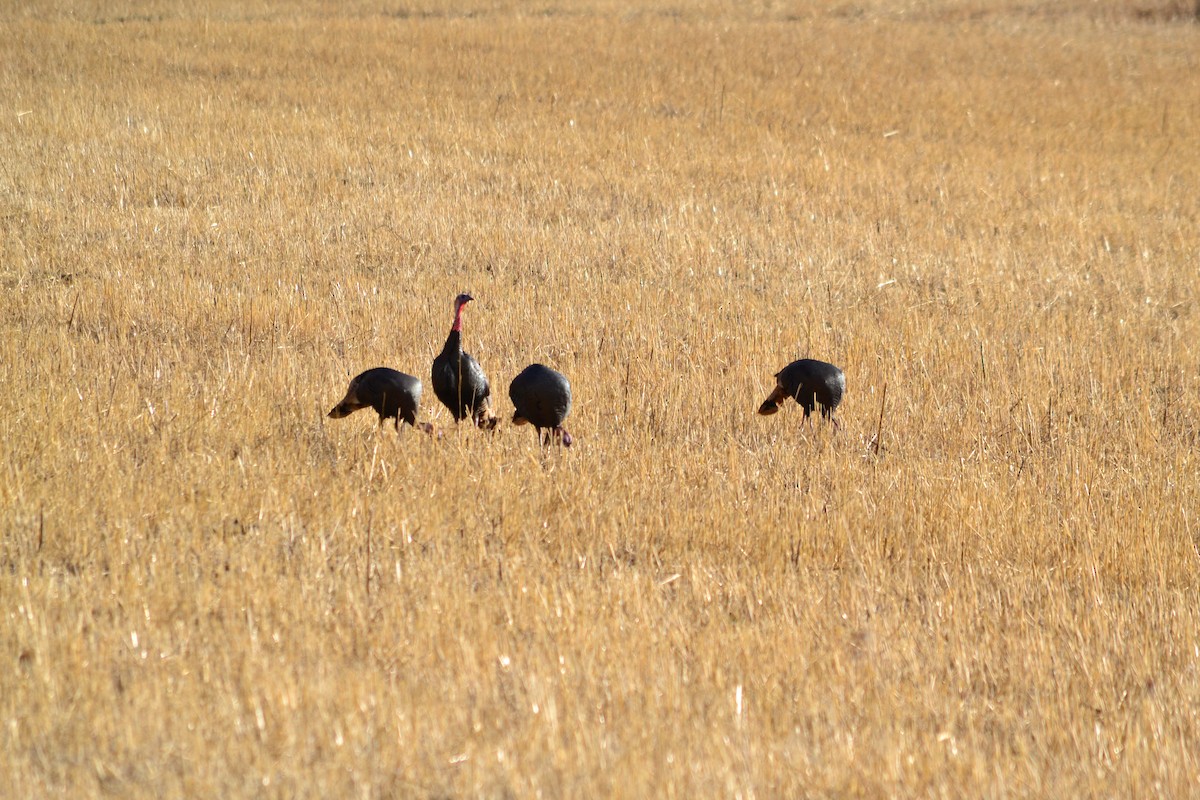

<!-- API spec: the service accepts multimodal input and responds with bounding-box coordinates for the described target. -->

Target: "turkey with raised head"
[509,363,573,447]
[431,293,497,429]
[758,358,845,429]
[328,367,434,434]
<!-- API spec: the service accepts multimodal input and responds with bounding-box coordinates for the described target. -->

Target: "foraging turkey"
[328,367,433,433]
[431,293,497,429]
[758,359,845,429]
[509,363,573,447]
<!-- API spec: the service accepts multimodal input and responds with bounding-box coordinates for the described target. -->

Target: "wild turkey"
[758,358,845,429]
[508,363,573,446]
[431,293,497,429]
[328,367,433,433]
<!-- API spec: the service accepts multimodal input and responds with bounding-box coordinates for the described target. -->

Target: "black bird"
[509,363,573,447]
[431,293,497,429]
[328,367,433,434]
[758,358,845,429]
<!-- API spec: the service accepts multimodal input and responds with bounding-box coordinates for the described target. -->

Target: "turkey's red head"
[452,293,473,331]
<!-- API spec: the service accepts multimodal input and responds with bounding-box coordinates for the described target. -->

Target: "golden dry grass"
[3,0,1200,796]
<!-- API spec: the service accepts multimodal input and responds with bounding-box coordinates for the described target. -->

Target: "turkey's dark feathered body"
[509,363,572,446]
[509,364,571,429]
[431,329,492,424]
[759,359,845,422]
[329,367,423,429]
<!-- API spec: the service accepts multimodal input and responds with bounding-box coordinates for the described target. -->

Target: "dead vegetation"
[2,1,1198,796]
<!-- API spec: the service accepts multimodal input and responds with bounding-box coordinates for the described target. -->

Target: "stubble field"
[3,0,1199,796]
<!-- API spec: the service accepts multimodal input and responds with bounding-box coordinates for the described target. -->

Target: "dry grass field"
[3,0,1199,796]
